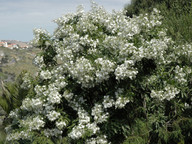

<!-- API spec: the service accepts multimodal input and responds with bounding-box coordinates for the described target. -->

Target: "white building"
[0,41,8,47]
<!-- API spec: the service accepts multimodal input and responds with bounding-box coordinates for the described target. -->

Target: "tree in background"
[124,0,192,43]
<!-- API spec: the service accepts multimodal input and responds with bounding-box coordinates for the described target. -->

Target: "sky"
[0,0,131,42]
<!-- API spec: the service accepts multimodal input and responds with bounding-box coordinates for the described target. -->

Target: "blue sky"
[0,0,131,42]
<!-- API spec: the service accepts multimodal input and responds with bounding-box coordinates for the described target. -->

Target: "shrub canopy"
[124,0,192,43]
[5,2,192,144]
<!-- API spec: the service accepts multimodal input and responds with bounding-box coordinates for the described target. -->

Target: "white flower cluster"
[102,89,131,110]
[68,108,100,139]
[151,85,180,101]
[44,128,63,137]
[174,65,187,85]
[141,37,172,64]
[69,121,99,139]
[47,89,62,104]
[21,97,43,112]
[6,130,31,141]
[102,95,115,109]
[174,44,192,62]
[20,116,45,131]
[62,90,100,139]
[46,110,60,121]
[86,135,109,144]
[69,88,131,139]
[118,42,137,62]
[8,109,19,119]
[144,8,162,28]
[34,85,47,96]
[56,120,67,130]
[115,60,138,80]
[54,75,68,89]
[95,58,115,83]
[69,56,95,87]
[20,73,32,89]
[50,3,163,88]
[32,28,50,46]
[40,70,52,80]
[33,55,45,69]
[114,88,130,108]
[69,88,131,140]
[91,104,109,123]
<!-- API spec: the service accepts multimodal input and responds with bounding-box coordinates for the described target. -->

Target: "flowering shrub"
[5,2,192,144]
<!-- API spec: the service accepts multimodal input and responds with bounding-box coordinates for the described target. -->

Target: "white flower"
[63,90,74,101]
[21,98,43,112]
[102,95,115,109]
[20,116,45,131]
[40,70,52,80]
[56,121,67,130]
[20,73,32,89]
[95,58,116,83]
[46,111,60,121]
[91,104,109,123]
[114,88,130,108]
[69,56,95,87]
[44,128,63,137]
[6,130,31,141]
[47,90,62,104]
[151,85,180,101]
[86,135,110,144]
[174,65,187,85]
[115,60,138,80]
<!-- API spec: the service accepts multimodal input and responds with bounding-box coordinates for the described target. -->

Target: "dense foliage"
[124,0,192,43]
[3,2,192,144]
[0,71,33,115]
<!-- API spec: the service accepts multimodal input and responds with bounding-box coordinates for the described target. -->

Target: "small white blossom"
[21,98,43,112]
[47,90,62,104]
[44,128,63,137]
[20,116,45,131]
[56,121,67,130]
[151,85,180,101]
[115,60,138,80]
[174,65,187,85]
[102,95,115,109]
[114,88,130,109]
[20,73,32,89]
[40,70,52,80]
[46,111,61,121]
[86,135,110,144]
[91,104,109,123]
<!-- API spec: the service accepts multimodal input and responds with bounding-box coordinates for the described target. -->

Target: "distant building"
[0,40,30,49]
[7,43,19,49]
[0,42,3,47]
[0,42,8,47]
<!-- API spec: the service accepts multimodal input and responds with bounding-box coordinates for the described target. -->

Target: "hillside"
[0,46,40,86]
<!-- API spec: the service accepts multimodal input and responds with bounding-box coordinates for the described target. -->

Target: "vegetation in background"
[124,0,192,43]
[0,71,34,114]
[0,71,36,144]
[0,46,39,84]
